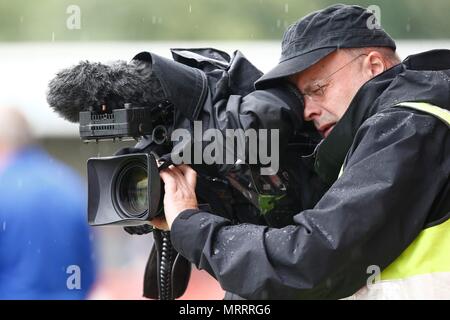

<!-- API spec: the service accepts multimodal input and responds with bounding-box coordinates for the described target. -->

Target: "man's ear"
[364,51,386,78]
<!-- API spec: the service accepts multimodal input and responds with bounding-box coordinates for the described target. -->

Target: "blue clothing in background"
[0,147,96,299]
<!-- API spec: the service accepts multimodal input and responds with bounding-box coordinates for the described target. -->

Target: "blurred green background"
[1,0,450,41]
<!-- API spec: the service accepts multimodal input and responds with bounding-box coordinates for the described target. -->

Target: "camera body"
[81,102,242,229]
[71,48,325,231]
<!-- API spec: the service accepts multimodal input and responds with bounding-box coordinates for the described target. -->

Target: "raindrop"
[152,16,157,24]
[19,16,24,24]
[51,32,55,42]
[277,19,281,28]
[284,4,289,13]
[2,222,6,231]
[406,23,411,33]
[189,4,192,13]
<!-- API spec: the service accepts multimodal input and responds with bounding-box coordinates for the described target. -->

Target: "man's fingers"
[160,164,189,181]
[159,169,173,181]
[177,164,194,174]
[177,164,197,187]
[159,169,177,188]
[169,165,186,181]
[160,164,197,191]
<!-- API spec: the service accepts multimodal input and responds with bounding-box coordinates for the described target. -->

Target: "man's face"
[293,50,373,138]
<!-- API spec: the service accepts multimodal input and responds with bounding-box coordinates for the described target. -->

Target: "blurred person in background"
[0,106,96,299]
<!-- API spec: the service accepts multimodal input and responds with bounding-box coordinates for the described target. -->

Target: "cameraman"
[151,5,450,299]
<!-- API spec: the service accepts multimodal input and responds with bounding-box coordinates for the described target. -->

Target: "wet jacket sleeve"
[170,108,450,299]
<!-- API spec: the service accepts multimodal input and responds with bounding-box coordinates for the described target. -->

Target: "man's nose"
[303,98,322,121]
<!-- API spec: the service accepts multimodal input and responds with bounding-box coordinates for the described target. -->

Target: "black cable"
[158,231,173,300]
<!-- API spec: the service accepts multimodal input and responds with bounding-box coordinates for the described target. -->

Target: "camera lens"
[115,162,148,218]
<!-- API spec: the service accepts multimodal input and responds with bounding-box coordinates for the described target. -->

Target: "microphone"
[47,59,165,123]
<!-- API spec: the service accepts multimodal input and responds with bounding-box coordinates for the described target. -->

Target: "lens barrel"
[115,161,149,218]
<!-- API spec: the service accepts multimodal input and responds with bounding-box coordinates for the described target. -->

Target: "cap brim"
[255,47,336,89]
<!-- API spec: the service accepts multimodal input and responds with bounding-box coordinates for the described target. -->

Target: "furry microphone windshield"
[47,59,165,123]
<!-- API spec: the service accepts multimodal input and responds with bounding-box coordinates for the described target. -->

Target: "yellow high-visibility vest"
[342,102,450,300]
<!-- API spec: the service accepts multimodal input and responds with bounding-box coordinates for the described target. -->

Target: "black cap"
[255,4,396,89]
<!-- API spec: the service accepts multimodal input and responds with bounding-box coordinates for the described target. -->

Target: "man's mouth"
[318,123,335,138]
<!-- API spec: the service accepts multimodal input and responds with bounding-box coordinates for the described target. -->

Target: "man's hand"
[151,164,199,230]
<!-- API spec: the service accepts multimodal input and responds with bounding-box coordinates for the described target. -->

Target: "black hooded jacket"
[169,50,450,299]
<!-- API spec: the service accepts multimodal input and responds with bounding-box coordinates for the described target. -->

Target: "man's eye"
[312,87,322,94]
[313,84,328,96]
